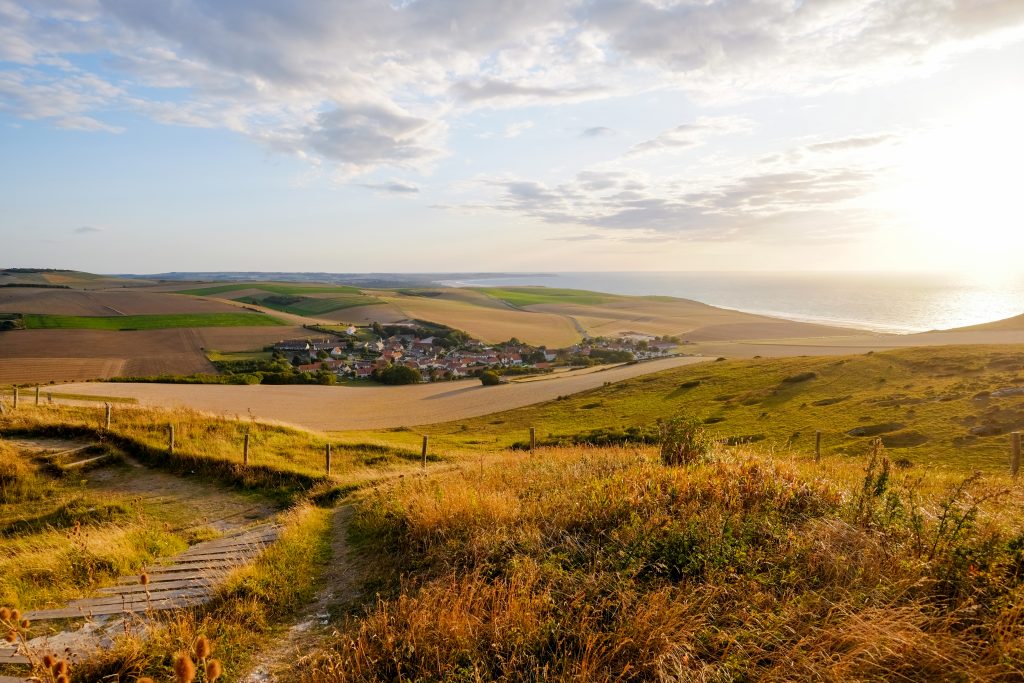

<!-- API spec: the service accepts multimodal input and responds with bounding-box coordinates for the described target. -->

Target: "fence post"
[168,425,175,455]
[47,392,52,404]
[35,386,40,406]
[815,431,822,463]
[13,387,18,410]
[530,427,536,452]
[243,433,250,467]
[104,403,112,430]
[325,443,332,476]
[421,435,428,468]
[1012,432,1021,478]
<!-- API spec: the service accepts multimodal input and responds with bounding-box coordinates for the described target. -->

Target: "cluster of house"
[273,329,678,382]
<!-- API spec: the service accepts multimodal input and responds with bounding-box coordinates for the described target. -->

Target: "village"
[272,323,682,383]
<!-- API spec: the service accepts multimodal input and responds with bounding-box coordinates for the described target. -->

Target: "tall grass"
[303,444,1024,681]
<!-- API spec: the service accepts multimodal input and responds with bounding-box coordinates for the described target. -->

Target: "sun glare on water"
[891,94,1024,277]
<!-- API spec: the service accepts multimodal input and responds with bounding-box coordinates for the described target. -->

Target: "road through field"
[56,356,710,430]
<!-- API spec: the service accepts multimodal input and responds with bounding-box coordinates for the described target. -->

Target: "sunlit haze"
[2,1,1024,274]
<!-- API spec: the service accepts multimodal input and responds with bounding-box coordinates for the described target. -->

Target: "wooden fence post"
[325,443,332,475]
[1012,432,1021,478]
[168,425,175,455]
[530,427,536,452]
[104,403,112,430]
[243,433,250,467]
[47,392,53,405]
[13,387,18,410]
[421,435,428,468]
[35,386,40,406]
[815,431,822,463]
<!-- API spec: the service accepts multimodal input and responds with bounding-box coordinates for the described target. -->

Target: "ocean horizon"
[439,271,1024,335]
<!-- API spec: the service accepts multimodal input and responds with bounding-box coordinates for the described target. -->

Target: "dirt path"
[243,506,366,682]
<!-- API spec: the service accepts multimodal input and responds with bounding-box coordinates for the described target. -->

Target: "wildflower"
[194,634,211,660]
[206,659,223,681]
[173,653,196,683]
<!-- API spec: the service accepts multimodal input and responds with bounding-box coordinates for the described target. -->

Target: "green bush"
[658,414,713,466]
[375,365,422,385]
[479,371,501,386]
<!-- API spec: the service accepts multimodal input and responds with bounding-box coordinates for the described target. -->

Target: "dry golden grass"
[303,443,1024,681]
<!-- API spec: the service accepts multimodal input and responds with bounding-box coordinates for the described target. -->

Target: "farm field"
[0,325,308,384]
[377,289,582,347]
[0,288,240,316]
[21,312,285,330]
[50,356,710,430]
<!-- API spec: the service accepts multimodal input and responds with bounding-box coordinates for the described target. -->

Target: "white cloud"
[628,116,753,156]
[74,225,104,234]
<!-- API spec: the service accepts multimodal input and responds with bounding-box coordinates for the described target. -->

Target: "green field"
[22,312,286,330]
[412,345,1024,472]
[178,282,364,296]
[237,293,380,316]
[478,286,620,307]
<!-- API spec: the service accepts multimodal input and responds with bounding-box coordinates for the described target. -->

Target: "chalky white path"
[57,357,709,431]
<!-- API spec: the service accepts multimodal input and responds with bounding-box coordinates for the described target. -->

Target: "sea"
[438,272,1024,335]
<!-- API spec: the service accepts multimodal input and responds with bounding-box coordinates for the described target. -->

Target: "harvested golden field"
[380,290,581,346]
[317,303,407,324]
[54,356,709,430]
[0,357,126,384]
[529,297,851,340]
[0,288,240,316]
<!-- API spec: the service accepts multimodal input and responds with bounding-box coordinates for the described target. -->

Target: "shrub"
[658,414,713,466]
[479,371,501,386]
[375,365,422,385]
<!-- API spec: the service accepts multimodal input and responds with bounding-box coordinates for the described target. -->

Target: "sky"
[2,0,1024,275]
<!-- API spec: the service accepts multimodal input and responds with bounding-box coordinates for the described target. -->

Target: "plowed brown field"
[0,289,240,316]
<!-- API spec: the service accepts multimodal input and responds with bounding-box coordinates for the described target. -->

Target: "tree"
[479,370,502,386]
[375,365,421,385]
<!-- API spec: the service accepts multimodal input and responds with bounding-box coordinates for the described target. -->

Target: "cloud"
[450,79,605,104]
[629,117,752,156]
[808,134,896,153]
[357,180,421,195]
[74,225,104,234]
[581,126,615,138]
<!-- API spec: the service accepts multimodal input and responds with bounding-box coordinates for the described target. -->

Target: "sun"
[888,94,1024,278]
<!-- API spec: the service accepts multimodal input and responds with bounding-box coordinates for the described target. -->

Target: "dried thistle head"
[10,609,20,621]
[0,607,9,621]
[4,631,15,643]
[53,660,68,675]
[137,678,155,683]
[205,659,223,682]
[19,619,29,629]
[56,676,69,683]
[173,653,196,683]
[140,573,150,586]
[41,653,55,669]
[194,634,211,660]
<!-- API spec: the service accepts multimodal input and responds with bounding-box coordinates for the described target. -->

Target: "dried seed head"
[173,653,196,683]
[42,653,55,669]
[205,659,223,682]
[53,660,68,675]
[19,619,29,629]
[56,676,70,683]
[4,632,15,643]
[0,607,9,621]
[140,573,150,586]
[194,635,211,660]
[137,678,155,683]
[10,610,20,621]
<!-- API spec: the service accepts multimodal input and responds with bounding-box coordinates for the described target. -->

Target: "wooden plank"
[64,587,210,610]
[61,454,110,469]
[0,674,33,682]
[169,548,264,563]
[25,595,204,620]
[0,649,30,665]
[99,576,219,595]
[147,561,245,574]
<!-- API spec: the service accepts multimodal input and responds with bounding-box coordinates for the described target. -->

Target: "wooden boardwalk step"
[99,576,218,595]
[61,587,210,611]
[25,595,204,621]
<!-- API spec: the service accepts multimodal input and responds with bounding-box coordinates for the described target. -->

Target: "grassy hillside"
[236,293,380,316]
[177,283,365,296]
[479,286,620,307]
[304,444,1024,681]
[411,345,1024,472]
[22,312,286,329]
